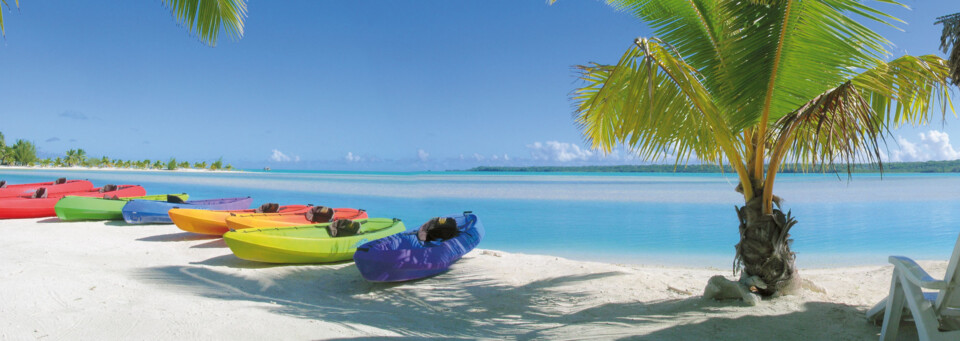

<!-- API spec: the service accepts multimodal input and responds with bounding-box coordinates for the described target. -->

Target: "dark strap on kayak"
[256,203,280,213]
[417,217,459,242]
[305,206,335,223]
[327,219,361,237]
[32,187,47,199]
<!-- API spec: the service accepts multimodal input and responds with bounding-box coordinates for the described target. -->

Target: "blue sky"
[1,0,958,170]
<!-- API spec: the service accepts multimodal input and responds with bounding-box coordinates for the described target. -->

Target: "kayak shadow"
[192,254,354,269]
[191,239,227,249]
[138,232,220,242]
[36,217,61,223]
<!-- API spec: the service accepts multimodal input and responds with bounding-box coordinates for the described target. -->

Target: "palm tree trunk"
[734,191,801,297]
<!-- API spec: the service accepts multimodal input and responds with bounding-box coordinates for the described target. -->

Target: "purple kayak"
[354,212,483,282]
[122,197,253,224]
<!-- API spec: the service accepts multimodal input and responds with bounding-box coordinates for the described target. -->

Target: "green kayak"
[54,194,189,221]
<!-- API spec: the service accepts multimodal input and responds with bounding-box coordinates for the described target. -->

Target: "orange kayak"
[170,204,311,236]
[225,206,368,231]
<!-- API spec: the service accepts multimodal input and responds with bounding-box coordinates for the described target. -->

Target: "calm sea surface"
[2,168,958,268]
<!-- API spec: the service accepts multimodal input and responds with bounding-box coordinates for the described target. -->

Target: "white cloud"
[345,152,363,162]
[270,149,299,162]
[503,154,510,161]
[417,149,429,162]
[472,153,485,161]
[527,141,595,162]
[889,130,960,162]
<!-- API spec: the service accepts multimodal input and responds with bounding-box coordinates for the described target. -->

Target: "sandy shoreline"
[0,218,928,340]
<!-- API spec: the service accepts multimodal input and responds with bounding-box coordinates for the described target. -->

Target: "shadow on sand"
[190,239,227,249]
[137,232,220,242]
[135,256,897,339]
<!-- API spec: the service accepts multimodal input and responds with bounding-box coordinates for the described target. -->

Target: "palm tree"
[64,149,77,166]
[210,157,223,170]
[53,157,63,167]
[1,0,247,46]
[572,0,951,297]
[937,12,960,86]
[10,140,37,165]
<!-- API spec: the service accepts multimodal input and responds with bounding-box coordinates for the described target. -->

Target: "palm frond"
[768,81,886,177]
[0,0,19,36]
[162,0,247,46]
[852,55,953,127]
[719,0,901,130]
[573,38,754,197]
[936,13,960,86]
[603,1,730,94]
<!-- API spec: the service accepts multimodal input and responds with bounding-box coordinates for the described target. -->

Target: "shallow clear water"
[2,168,958,268]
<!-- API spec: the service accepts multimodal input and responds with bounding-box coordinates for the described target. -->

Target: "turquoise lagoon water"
[2,168,959,268]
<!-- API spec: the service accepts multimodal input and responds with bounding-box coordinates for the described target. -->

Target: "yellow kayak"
[223,218,405,264]
[170,204,310,236]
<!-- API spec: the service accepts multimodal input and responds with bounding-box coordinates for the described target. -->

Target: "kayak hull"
[223,218,405,264]
[0,185,146,219]
[122,197,253,224]
[224,208,368,230]
[354,212,484,282]
[0,179,93,198]
[55,194,189,221]
[169,205,311,236]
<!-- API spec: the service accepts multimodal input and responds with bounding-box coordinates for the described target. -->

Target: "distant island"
[467,159,960,174]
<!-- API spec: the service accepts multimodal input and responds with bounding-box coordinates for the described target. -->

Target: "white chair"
[866,233,960,340]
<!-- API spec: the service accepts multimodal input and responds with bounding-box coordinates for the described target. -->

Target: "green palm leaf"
[574,38,754,197]
[162,0,247,46]
[0,0,18,36]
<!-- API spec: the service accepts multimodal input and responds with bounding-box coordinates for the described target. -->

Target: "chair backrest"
[935,233,960,321]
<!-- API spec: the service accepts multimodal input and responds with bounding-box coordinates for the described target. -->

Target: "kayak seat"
[100,184,118,193]
[32,187,48,199]
[55,177,67,185]
[305,206,335,223]
[417,217,459,242]
[256,203,280,213]
[166,195,186,203]
[327,219,361,237]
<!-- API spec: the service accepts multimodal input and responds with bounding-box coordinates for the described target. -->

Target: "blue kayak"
[122,197,253,224]
[354,212,483,282]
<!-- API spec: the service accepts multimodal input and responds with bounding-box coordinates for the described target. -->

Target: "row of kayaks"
[0,178,484,282]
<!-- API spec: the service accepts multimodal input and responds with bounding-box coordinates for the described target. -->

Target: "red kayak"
[0,178,94,198]
[0,184,147,219]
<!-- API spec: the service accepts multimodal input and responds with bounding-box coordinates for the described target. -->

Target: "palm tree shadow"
[136,259,889,339]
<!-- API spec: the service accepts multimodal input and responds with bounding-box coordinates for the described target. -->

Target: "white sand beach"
[0,218,930,340]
